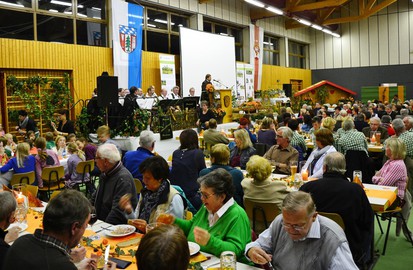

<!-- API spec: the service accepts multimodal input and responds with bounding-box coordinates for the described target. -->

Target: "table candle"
[302,170,308,181]
[17,193,24,204]
[371,135,376,143]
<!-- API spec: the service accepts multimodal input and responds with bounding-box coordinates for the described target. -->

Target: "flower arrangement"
[206,83,215,93]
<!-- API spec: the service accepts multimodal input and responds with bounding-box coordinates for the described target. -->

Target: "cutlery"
[267,261,275,270]
[104,244,110,264]
[95,226,112,233]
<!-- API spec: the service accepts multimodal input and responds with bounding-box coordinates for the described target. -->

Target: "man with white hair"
[159,88,168,100]
[403,116,413,132]
[123,130,156,181]
[93,143,137,225]
[361,116,389,144]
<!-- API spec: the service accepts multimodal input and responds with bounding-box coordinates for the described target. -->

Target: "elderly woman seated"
[163,169,251,263]
[199,143,244,207]
[230,129,256,169]
[242,155,290,233]
[301,128,337,179]
[119,156,184,233]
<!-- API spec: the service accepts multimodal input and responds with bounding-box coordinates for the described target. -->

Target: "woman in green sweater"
[169,168,251,263]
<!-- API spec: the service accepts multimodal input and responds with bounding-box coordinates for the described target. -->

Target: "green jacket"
[175,202,251,263]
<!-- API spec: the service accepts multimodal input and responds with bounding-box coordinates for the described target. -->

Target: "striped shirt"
[336,129,368,156]
[290,131,307,153]
[372,159,407,200]
[397,131,413,159]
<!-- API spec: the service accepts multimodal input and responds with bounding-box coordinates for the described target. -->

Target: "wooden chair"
[254,143,268,157]
[74,160,94,197]
[244,198,281,234]
[134,178,143,194]
[25,185,39,198]
[10,171,35,186]
[375,206,413,255]
[318,211,346,230]
[38,165,65,201]
[50,190,62,201]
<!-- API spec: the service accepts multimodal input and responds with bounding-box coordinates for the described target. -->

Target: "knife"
[104,244,110,265]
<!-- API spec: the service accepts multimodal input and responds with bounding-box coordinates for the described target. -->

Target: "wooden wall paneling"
[214,0,223,20]
[378,14,389,65]
[341,23,351,67]
[236,0,244,25]
[368,16,379,66]
[188,0,197,12]
[333,32,343,68]
[169,0,180,8]
[180,0,188,10]
[324,34,333,69]
[261,65,311,91]
[398,11,409,64]
[359,19,370,66]
[159,0,169,6]
[222,0,229,21]
[388,13,399,64]
[315,31,325,69]
[229,0,236,22]
[350,22,360,67]
[309,31,317,69]
[206,1,214,17]
[198,1,206,14]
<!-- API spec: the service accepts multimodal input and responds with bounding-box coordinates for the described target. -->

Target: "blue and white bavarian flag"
[112,0,143,88]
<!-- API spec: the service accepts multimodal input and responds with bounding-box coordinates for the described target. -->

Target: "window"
[143,8,188,54]
[0,0,108,46]
[289,41,306,69]
[203,21,243,62]
[263,35,280,65]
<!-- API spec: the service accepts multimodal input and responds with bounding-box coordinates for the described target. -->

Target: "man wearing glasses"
[245,191,358,270]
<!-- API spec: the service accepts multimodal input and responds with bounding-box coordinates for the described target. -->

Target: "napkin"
[189,253,208,263]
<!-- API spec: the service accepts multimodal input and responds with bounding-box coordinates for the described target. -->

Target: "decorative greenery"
[6,73,73,128]
[316,86,328,105]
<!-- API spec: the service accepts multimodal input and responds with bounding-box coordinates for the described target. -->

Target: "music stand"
[183,96,200,109]
[158,99,183,112]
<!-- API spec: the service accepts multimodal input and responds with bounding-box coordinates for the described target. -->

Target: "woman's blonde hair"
[55,135,66,150]
[67,142,85,161]
[234,129,253,150]
[16,142,30,168]
[322,117,336,131]
[246,155,272,182]
[210,144,230,165]
[386,137,406,160]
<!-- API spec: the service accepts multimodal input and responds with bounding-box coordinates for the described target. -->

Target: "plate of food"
[7,223,28,233]
[188,241,200,256]
[105,225,136,237]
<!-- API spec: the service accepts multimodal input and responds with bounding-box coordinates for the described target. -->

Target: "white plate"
[7,223,28,233]
[105,225,136,237]
[188,241,200,256]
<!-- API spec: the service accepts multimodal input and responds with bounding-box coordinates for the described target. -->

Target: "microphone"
[213,79,219,82]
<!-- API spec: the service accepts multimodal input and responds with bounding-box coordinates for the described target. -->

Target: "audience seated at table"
[0,137,9,166]
[35,137,60,188]
[170,129,206,210]
[55,135,67,158]
[0,191,19,268]
[372,137,412,239]
[199,143,244,207]
[256,117,276,148]
[3,190,114,270]
[263,127,298,175]
[238,117,257,144]
[242,155,290,233]
[119,156,184,232]
[302,128,337,179]
[203,118,230,151]
[0,142,35,187]
[67,133,77,143]
[336,119,368,156]
[380,115,395,136]
[76,137,97,161]
[301,115,312,133]
[4,133,16,157]
[245,191,358,269]
[166,169,251,263]
[136,224,189,270]
[123,130,155,181]
[230,129,256,170]
[403,115,413,132]
[93,143,137,225]
[96,125,122,154]
[44,131,57,152]
[362,116,389,144]
[287,118,306,161]
[300,152,374,268]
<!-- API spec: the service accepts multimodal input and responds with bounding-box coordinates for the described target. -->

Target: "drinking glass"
[290,161,298,176]
[220,251,237,270]
[375,132,381,145]
[12,184,28,207]
[146,222,162,233]
[293,173,303,190]
[353,170,362,182]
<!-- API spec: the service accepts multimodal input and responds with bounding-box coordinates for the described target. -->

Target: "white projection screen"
[180,27,236,96]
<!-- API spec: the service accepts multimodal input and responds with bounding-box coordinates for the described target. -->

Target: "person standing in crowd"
[124,86,140,114]
[169,86,181,99]
[4,189,115,270]
[245,191,358,269]
[170,129,206,210]
[51,109,75,137]
[188,87,196,97]
[201,74,212,102]
[123,130,156,181]
[263,127,298,175]
[0,191,19,268]
[15,110,39,139]
[96,125,121,154]
[300,152,374,268]
[93,143,137,225]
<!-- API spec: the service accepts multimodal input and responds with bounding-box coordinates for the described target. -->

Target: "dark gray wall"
[312,64,413,100]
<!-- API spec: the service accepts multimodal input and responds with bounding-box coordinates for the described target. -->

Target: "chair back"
[254,143,268,157]
[134,178,143,194]
[76,160,94,175]
[42,165,65,183]
[10,171,35,186]
[244,198,281,234]
[50,190,62,201]
[318,211,345,230]
[345,150,374,184]
[25,185,39,198]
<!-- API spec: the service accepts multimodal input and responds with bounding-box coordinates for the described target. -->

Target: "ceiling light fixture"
[0,1,23,7]
[311,24,323,30]
[266,6,283,15]
[245,0,265,8]
[297,18,312,26]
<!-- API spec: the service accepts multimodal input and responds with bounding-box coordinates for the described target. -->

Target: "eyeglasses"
[94,156,103,161]
[276,134,284,138]
[282,222,307,232]
[198,190,215,199]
